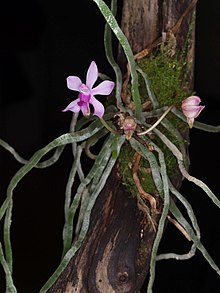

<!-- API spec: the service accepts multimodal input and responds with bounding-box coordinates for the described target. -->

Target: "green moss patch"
[137,52,192,107]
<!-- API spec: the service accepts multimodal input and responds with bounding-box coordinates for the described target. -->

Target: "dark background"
[0,0,220,292]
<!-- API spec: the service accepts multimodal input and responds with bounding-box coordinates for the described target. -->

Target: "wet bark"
[50,1,197,292]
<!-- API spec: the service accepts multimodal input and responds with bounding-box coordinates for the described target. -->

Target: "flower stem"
[137,105,174,135]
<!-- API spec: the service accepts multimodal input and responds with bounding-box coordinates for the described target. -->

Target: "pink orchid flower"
[63,61,115,118]
[181,95,205,128]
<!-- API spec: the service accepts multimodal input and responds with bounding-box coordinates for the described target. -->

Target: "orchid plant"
[0,0,220,293]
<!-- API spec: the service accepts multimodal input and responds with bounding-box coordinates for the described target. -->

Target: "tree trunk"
[50,1,197,292]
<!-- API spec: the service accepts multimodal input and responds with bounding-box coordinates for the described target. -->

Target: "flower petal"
[67,76,82,91]
[86,61,98,89]
[182,96,201,107]
[182,105,205,119]
[91,80,115,96]
[62,99,81,113]
[90,96,105,118]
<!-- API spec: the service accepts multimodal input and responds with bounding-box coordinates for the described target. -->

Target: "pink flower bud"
[181,96,205,128]
[123,116,137,139]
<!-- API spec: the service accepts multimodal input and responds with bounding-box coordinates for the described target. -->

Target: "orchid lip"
[79,92,91,103]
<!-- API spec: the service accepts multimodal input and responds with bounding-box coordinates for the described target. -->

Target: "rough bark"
[50,1,197,292]
[118,0,196,81]
[49,165,161,293]
[119,0,196,54]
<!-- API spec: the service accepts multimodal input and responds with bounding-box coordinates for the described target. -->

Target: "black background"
[0,0,220,292]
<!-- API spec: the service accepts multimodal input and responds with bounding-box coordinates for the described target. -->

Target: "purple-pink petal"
[86,61,98,89]
[91,80,115,96]
[62,98,81,113]
[182,95,201,107]
[90,96,105,118]
[67,76,82,92]
[182,105,204,118]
